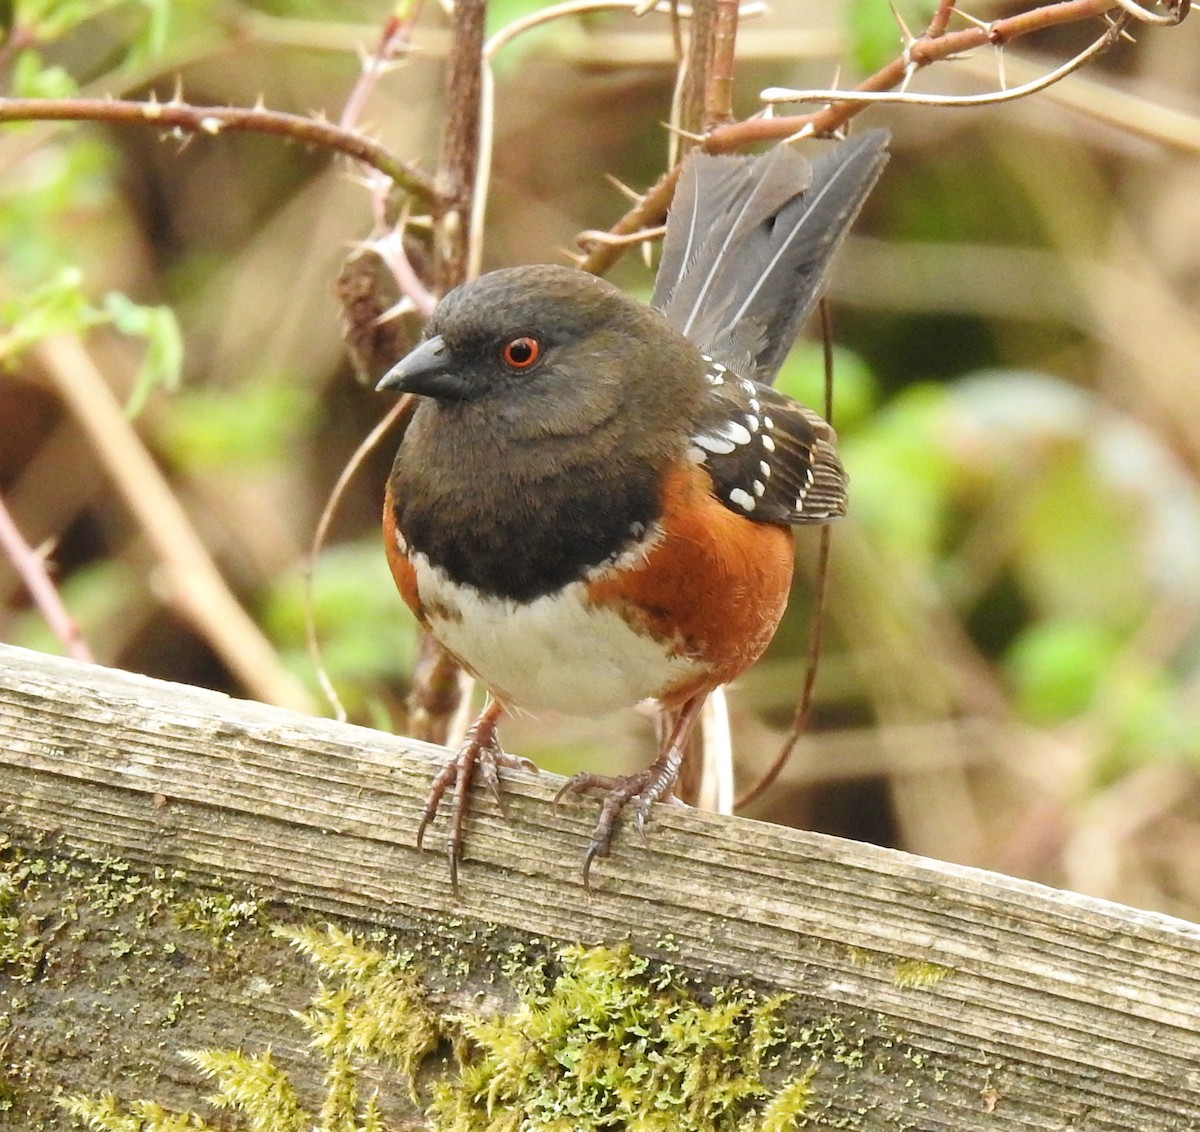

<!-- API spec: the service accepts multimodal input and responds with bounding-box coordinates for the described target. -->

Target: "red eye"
[501,336,540,369]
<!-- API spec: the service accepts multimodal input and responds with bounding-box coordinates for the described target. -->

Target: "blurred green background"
[3,0,1199,919]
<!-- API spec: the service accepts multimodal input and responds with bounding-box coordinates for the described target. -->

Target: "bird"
[378,131,889,888]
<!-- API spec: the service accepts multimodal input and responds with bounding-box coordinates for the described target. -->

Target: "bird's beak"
[376,335,471,401]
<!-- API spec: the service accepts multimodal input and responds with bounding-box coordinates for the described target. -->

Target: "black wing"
[689,355,846,525]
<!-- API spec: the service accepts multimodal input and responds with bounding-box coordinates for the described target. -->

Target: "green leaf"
[0,268,100,363]
[130,0,173,65]
[261,539,419,694]
[103,294,184,417]
[846,0,890,74]
[11,49,79,98]
[1006,618,1119,725]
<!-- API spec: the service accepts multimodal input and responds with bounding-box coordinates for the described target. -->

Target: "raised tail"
[651,131,889,386]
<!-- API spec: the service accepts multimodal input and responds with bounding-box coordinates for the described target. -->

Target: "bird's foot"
[554,758,684,889]
[416,700,536,892]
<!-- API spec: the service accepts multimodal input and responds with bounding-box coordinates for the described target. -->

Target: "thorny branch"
[576,0,1189,274]
[0,96,436,203]
[705,0,742,128]
[0,493,94,664]
[433,0,488,294]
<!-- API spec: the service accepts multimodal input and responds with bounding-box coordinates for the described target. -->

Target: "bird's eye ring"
[501,336,540,370]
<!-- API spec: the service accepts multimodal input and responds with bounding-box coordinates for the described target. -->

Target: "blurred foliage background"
[2,0,1199,919]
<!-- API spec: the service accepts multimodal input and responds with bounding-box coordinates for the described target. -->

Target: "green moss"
[59,1093,218,1131]
[891,960,953,990]
[57,922,445,1132]
[281,923,443,1096]
[173,892,262,946]
[430,943,812,1131]
[23,844,954,1132]
[58,933,820,1132]
[0,871,43,981]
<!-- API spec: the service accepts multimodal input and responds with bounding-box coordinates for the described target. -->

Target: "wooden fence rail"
[2,642,1199,1129]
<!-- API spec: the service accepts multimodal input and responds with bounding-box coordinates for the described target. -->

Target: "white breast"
[409,552,700,717]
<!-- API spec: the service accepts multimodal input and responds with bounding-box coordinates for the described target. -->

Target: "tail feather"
[651,131,889,386]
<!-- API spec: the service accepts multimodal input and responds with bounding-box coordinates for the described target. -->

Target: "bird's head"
[377,264,699,443]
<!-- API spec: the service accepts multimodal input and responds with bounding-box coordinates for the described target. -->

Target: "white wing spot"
[702,356,728,384]
[686,445,707,463]
[762,435,776,452]
[763,415,775,430]
[694,432,736,456]
[729,488,756,512]
[744,415,759,433]
[759,460,771,477]
[749,397,761,413]
[753,479,765,497]
[722,421,753,447]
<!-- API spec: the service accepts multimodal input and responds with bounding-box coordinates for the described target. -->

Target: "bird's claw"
[558,768,677,889]
[415,707,536,892]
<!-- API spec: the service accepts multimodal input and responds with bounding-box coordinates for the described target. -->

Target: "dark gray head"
[378,265,702,444]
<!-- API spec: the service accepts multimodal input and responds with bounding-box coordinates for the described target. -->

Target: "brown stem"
[579,165,682,274]
[704,0,741,128]
[674,0,717,151]
[0,492,95,664]
[402,0,490,740]
[926,0,959,38]
[432,0,488,293]
[339,6,426,132]
[0,96,436,204]
[34,336,314,712]
[712,0,1123,145]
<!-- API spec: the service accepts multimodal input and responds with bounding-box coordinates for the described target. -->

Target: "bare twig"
[339,7,426,132]
[673,0,718,161]
[0,493,95,664]
[34,336,314,714]
[760,17,1126,110]
[308,12,437,720]
[482,0,761,58]
[698,685,735,812]
[397,0,491,742]
[579,0,1180,276]
[718,0,1141,145]
[433,0,488,292]
[927,0,959,38]
[705,0,741,127]
[305,397,415,723]
[0,96,436,204]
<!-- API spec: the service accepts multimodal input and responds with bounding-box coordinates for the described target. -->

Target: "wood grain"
[2,642,1199,1130]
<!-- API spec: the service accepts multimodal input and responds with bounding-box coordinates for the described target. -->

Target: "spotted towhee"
[378,131,889,887]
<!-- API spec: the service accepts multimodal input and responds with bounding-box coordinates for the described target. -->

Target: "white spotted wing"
[689,356,847,524]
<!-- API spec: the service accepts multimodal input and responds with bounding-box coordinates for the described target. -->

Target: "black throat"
[388,405,663,603]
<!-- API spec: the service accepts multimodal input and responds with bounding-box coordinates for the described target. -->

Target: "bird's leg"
[415,696,536,891]
[555,692,707,887]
